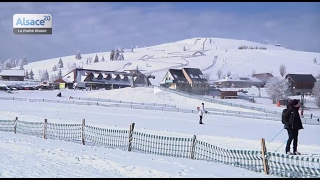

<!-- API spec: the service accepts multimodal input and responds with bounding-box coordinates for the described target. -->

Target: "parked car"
[14,84,25,90]
[0,84,10,91]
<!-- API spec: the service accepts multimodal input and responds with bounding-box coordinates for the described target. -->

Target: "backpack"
[281,108,290,124]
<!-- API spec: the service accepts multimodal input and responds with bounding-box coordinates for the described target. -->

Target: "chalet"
[160,69,190,91]
[252,73,273,85]
[182,68,210,94]
[62,68,152,90]
[62,68,130,89]
[285,74,316,95]
[214,75,263,88]
[160,68,209,95]
[123,69,154,87]
[0,70,25,81]
[218,88,238,99]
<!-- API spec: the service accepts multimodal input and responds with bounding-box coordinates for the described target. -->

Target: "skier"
[284,99,304,155]
[197,107,204,124]
[56,92,62,97]
[201,103,208,114]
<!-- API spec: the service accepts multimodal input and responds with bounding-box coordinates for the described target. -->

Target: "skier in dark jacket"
[284,99,303,155]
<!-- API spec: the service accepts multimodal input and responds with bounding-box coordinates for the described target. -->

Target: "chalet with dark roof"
[160,69,190,91]
[62,68,152,90]
[160,68,209,95]
[285,74,316,95]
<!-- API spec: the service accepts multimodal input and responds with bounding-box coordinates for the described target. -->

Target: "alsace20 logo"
[13,14,52,35]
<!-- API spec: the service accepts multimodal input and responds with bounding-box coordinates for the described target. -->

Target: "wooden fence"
[0,118,319,178]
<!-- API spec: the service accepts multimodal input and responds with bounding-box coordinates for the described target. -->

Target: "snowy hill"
[11,37,320,85]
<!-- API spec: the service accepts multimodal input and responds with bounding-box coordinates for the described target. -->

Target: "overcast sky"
[1,2,319,63]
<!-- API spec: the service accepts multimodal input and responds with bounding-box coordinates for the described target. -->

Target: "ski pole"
[267,128,285,145]
[275,141,286,152]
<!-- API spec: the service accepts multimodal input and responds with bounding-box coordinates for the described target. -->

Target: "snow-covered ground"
[216,89,320,117]
[0,89,319,154]
[1,87,261,113]
[0,132,276,178]
[9,37,320,85]
[4,36,320,117]
[1,86,320,177]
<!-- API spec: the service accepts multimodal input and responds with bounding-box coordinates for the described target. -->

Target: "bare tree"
[312,80,320,96]
[25,70,29,79]
[203,73,211,81]
[252,69,256,75]
[265,79,290,104]
[75,50,82,60]
[57,68,63,79]
[40,69,49,81]
[19,63,24,70]
[22,56,27,65]
[29,69,34,79]
[316,94,320,109]
[227,71,231,77]
[216,69,223,79]
[68,62,81,72]
[279,64,286,77]
[50,74,57,81]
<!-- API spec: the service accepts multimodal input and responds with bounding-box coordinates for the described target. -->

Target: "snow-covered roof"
[0,70,25,76]
[62,77,73,83]
[93,73,99,78]
[111,74,117,79]
[215,75,262,83]
[81,75,87,82]
[218,88,239,92]
[101,73,108,78]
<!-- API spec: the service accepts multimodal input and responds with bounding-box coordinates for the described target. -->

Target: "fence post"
[14,117,18,134]
[190,135,196,159]
[128,123,135,152]
[260,138,269,175]
[82,119,85,145]
[44,119,47,139]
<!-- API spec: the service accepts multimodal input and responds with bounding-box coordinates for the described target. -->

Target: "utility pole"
[300,90,305,117]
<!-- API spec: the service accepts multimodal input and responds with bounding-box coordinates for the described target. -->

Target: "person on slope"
[201,103,208,114]
[284,99,304,155]
[56,92,62,97]
[197,107,204,124]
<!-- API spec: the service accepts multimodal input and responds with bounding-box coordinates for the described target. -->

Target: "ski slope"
[12,37,320,85]
[1,86,319,178]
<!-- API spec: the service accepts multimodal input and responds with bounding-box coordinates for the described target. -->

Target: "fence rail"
[0,96,319,125]
[0,118,319,178]
[71,96,177,108]
[155,86,320,120]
